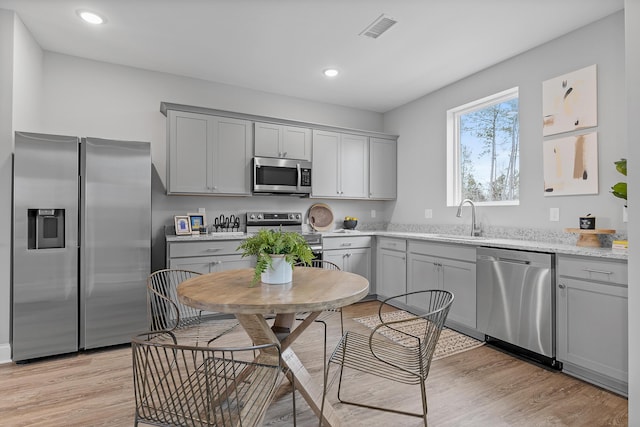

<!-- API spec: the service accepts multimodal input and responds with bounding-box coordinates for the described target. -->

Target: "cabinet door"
[340,134,369,198]
[167,110,211,194]
[376,248,406,301]
[312,130,340,197]
[211,254,255,272]
[212,117,253,195]
[557,277,628,382]
[369,137,397,199]
[323,250,347,271]
[441,258,476,328]
[254,122,281,158]
[345,248,371,282]
[282,126,311,160]
[406,253,439,308]
[168,256,214,274]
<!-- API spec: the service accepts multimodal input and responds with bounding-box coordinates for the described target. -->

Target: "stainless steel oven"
[252,157,312,195]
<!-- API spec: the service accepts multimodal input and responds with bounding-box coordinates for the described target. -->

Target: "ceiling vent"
[359,14,397,39]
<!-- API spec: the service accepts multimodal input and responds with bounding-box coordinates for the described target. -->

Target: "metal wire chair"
[132,330,295,427]
[294,260,344,367]
[324,289,454,426]
[147,269,239,346]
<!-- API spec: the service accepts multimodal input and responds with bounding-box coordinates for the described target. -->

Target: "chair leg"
[419,379,429,427]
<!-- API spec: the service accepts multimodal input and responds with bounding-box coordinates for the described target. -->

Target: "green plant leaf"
[611,182,627,200]
[615,158,627,176]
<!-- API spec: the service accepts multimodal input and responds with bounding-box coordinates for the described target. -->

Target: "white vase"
[261,255,293,284]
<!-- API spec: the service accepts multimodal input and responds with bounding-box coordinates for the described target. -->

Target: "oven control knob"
[249,214,256,220]
[295,214,301,219]
[257,214,263,220]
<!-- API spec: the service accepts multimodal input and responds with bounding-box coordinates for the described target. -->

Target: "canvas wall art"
[542,64,597,136]
[543,132,598,196]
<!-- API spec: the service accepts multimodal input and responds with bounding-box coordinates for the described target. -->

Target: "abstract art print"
[543,132,598,196]
[542,64,597,136]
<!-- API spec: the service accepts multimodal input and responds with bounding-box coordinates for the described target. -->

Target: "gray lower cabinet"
[166,110,253,195]
[166,239,255,274]
[556,255,628,396]
[407,241,477,332]
[323,236,372,294]
[375,238,407,303]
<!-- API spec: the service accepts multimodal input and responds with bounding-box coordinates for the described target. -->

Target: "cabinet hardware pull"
[558,283,566,289]
[583,268,613,275]
[206,248,222,252]
[341,243,352,247]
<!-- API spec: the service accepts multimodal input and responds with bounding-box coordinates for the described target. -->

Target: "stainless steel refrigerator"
[12,131,151,361]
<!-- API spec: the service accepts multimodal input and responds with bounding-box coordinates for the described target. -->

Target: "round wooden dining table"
[178,266,369,427]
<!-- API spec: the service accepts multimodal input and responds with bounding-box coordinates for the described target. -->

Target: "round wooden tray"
[564,228,615,247]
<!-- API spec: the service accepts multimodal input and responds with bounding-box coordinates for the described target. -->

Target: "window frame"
[446,87,520,207]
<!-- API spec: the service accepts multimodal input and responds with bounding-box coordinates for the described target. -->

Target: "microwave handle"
[296,163,301,190]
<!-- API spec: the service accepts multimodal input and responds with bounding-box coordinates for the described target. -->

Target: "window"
[447,87,519,206]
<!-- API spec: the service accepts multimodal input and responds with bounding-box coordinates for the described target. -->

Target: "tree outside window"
[448,88,519,206]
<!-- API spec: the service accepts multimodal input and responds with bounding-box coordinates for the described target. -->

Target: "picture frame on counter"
[188,213,207,234]
[174,215,191,235]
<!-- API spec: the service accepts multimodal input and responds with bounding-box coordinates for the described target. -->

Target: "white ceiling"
[0,0,625,113]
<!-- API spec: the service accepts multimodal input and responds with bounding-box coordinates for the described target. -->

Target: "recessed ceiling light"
[323,68,339,78]
[76,10,106,25]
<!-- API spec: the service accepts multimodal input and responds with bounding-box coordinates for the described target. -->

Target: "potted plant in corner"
[611,158,627,207]
[237,228,314,285]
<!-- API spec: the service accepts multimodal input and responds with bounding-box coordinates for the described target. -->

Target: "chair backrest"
[132,331,282,427]
[147,269,202,331]
[412,289,453,377]
[295,259,341,270]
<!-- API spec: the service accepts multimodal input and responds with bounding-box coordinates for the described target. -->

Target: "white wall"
[624,0,638,424]
[384,11,627,235]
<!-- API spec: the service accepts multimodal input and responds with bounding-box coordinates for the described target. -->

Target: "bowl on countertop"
[343,219,358,230]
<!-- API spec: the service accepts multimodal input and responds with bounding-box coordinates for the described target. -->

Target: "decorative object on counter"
[308,203,333,231]
[237,228,314,285]
[212,214,241,233]
[612,240,628,250]
[343,216,358,230]
[564,228,615,247]
[174,216,191,235]
[611,158,627,207]
[579,214,596,230]
[188,213,206,235]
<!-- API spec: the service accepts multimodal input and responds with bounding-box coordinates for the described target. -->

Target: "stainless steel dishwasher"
[477,247,558,367]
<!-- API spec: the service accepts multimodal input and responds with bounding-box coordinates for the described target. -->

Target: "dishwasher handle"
[477,254,531,265]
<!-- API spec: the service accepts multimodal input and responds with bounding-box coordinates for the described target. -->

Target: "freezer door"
[12,132,80,361]
[80,138,151,349]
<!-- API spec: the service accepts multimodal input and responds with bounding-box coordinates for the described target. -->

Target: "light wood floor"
[0,301,628,426]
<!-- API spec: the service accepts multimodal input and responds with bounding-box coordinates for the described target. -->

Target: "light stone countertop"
[166,230,628,261]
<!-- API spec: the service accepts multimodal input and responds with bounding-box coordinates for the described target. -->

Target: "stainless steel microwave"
[253,157,312,195]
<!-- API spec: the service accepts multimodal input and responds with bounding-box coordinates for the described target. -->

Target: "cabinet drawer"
[377,237,406,252]
[408,240,476,262]
[557,255,627,285]
[168,240,242,258]
[323,236,372,250]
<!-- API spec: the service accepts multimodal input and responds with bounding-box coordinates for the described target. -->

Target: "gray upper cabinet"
[369,137,397,199]
[312,130,369,199]
[167,110,253,195]
[254,122,311,161]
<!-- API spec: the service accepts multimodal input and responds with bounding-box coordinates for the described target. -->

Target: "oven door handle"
[296,163,302,190]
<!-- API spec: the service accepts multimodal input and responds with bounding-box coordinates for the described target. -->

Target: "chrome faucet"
[456,199,481,236]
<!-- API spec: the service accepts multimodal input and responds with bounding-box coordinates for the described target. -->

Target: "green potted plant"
[237,228,314,285]
[611,158,627,207]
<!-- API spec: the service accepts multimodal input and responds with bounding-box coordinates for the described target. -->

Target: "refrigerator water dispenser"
[28,209,65,249]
